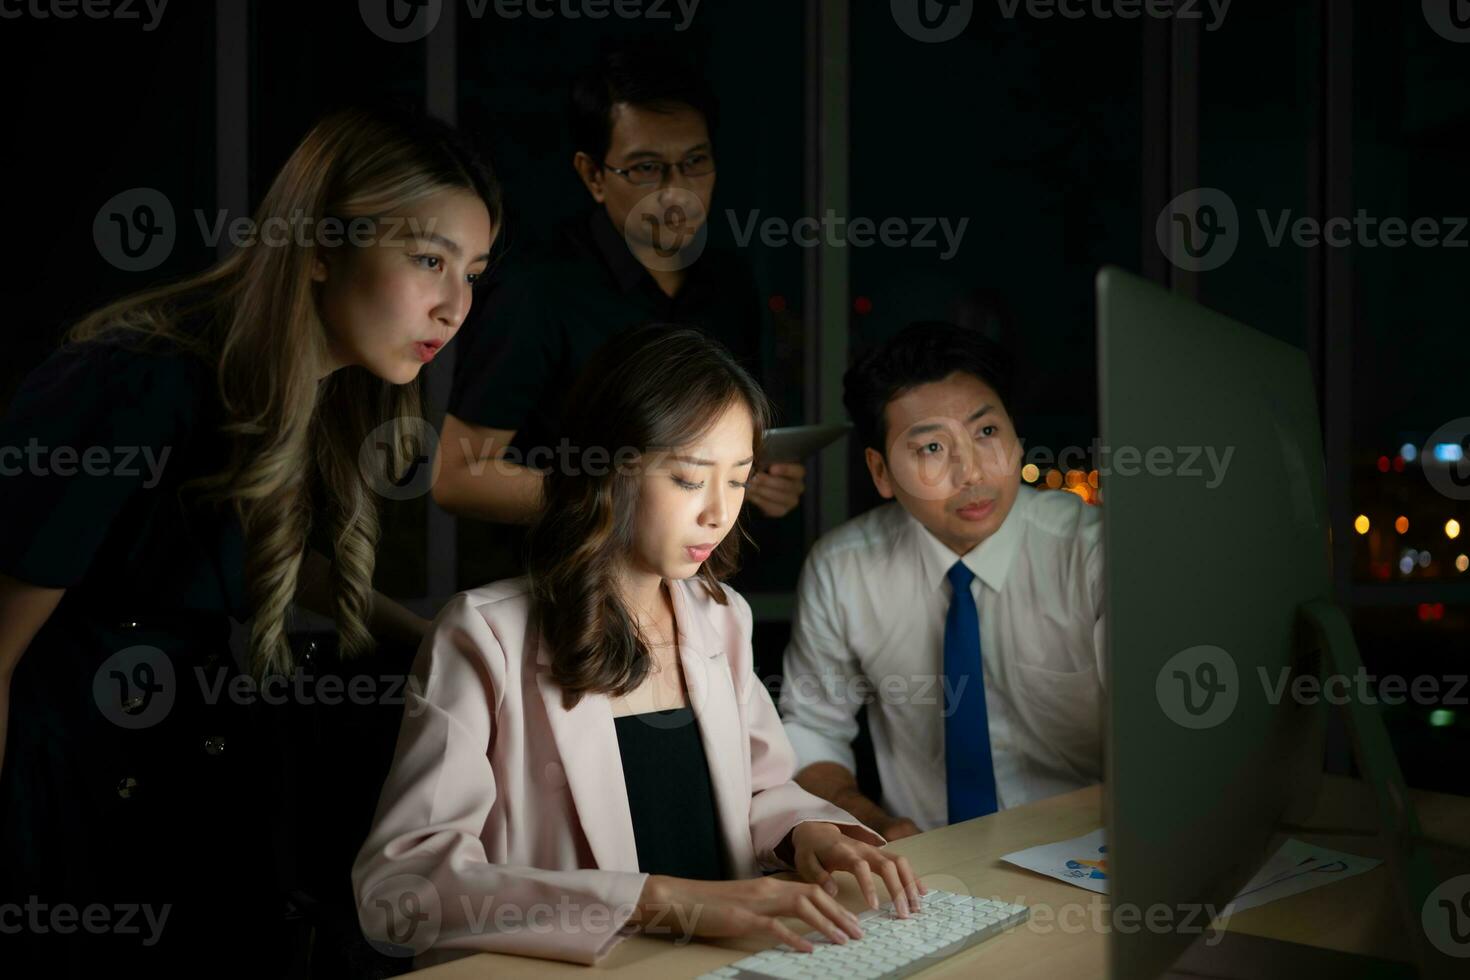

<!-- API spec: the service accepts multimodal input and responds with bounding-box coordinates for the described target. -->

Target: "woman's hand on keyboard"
[632,874,867,953]
[790,820,926,917]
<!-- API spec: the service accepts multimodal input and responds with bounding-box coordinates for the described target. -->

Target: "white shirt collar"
[909,485,1031,595]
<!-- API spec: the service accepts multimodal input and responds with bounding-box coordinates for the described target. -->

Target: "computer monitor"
[1097,267,1451,978]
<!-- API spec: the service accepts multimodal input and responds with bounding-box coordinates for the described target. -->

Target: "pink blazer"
[352,576,886,966]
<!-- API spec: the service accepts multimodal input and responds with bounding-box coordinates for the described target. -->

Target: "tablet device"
[759,423,854,465]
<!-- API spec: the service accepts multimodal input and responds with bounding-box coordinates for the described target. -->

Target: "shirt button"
[202,735,227,757]
[117,777,139,799]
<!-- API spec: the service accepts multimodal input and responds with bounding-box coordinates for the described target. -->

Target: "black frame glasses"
[601,153,716,187]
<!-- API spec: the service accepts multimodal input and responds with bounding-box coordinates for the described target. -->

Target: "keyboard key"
[714,890,1031,979]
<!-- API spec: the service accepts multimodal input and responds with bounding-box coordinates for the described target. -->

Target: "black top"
[0,335,247,610]
[448,207,765,458]
[614,705,726,880]
[0,335,288,973]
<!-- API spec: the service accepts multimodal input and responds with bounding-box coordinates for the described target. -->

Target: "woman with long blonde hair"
[0,104,500,974]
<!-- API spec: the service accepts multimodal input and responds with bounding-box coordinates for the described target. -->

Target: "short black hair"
[568,38,719,164]
[843,321,1016,456]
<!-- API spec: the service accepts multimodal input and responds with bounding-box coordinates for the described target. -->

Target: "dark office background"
[2,0,1467,973]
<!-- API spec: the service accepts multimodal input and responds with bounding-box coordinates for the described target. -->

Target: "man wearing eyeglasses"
[437,40,806,550]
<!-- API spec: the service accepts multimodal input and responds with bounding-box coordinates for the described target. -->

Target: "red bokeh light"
[1417,602,1446,622]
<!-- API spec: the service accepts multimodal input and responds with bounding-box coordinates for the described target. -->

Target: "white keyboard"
[695,888,1030,980]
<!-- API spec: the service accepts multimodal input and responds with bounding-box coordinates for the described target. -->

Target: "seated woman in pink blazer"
[353,325,925,968]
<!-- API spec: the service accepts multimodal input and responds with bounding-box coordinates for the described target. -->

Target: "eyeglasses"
[601,152,716,186]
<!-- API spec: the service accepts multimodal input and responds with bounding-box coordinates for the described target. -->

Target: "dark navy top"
[0,335,287,973]
[448,207,764,459]
[613,705,727,880]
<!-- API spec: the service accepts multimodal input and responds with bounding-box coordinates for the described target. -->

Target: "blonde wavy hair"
[68,105,501,677]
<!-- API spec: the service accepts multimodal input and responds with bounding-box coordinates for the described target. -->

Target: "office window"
[847,4,1143,517]
[1346,0,1470,792]
[2,6,217,404]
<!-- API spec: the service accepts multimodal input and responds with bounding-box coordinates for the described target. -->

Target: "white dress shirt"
[779,485,1105,831]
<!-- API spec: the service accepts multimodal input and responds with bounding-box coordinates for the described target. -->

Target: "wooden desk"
[400,776,1470,979]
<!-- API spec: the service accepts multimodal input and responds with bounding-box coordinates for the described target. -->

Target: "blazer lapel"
[534,641,640,872]
[669,579,751,873]
[532,580,751,876]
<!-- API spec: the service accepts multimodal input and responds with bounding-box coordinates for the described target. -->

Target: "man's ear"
[572,151,606,203]
[864,446,895,499]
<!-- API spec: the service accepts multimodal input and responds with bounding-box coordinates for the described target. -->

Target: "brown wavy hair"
[68,105,501,677]
[526,325,772,709]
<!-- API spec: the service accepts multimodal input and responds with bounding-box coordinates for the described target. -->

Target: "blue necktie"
[944,561,998,822]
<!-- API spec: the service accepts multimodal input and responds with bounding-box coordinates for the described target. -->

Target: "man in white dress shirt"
[780,321,1104,837]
